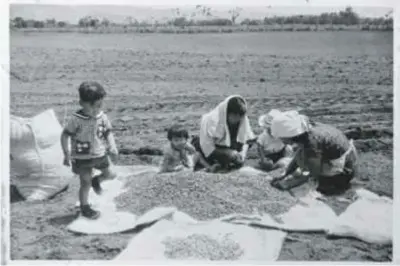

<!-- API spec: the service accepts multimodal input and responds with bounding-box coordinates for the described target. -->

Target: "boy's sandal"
[81,205,100,220]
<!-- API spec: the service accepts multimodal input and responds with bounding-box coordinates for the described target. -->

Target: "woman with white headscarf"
[270,111,358,195]
[192,95,255,172]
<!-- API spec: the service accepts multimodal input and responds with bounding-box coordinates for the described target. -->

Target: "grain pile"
[163,234,244,260]
[115,169,297,220]
[114,218,287,261]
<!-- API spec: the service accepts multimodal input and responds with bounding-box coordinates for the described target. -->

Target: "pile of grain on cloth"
[113,167,297,261]
[115,167,298,220]
[114,217,287,261]
[113,167,392,261]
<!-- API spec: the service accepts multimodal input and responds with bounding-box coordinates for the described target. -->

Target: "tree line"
[10,6,393,30]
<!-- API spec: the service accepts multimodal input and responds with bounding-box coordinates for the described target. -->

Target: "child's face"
[227,113,242,125]
[170,137,187,150]
[80,99,103,117]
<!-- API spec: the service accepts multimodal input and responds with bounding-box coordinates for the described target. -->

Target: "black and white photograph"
[2,0,396,263]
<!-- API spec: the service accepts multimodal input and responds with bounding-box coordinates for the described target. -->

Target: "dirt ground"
[10,31,393,261]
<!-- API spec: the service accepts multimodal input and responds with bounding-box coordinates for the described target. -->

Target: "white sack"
[10,109,73,201]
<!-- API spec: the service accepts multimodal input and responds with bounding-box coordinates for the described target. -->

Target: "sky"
[10,2,393,24]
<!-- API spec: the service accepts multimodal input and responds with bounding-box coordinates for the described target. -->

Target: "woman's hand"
[174,165,185,172]
[270,173,287,188]
[271,178,289,190]
[206,163,221,173]
[235,152,245,164]
[259,158,274,171]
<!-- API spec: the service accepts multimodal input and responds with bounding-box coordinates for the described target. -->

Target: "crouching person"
[270,110,357,196]
[193,95,255,172]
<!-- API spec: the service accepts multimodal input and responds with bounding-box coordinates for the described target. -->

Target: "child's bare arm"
[62,115,78,166]
[159,155,170,173]
[284,144,294,157]
[60,131,71,166]
[240,143,249,161]
[104,115,118,162]
[159,153,182,173]
[106,133,117,151]
[184,142,197,154]
[106,133,119,163]
[257,143,265,162]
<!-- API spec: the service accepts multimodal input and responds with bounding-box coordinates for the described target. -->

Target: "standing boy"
[61,81,118,219]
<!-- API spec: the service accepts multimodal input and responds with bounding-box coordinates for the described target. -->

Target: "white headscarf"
[258,109,282,128]
[199,95,255,157]
[270,110,310,139]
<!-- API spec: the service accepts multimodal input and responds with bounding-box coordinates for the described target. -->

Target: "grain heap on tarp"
[115,219,287,261]
[115,167,298,220]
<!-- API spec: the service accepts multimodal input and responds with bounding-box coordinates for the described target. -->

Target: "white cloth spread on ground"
[114,219,287,261]
[219,188,392,245]
[219,194,336,233]
[199,95,255,157]
[67,165,159,234]
[67,166,269,235]
[68,164,390,257]
[327,188,392,245]
[10,109,73,201]
[114,189,391,261]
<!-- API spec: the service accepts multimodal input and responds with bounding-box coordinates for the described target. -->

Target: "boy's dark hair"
[227,97,247,116]
[167,125,189,141]
[78,81,106,104]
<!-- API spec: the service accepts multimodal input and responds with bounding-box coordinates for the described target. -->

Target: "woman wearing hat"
[270,111,358,195]
[257,109,294,171]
